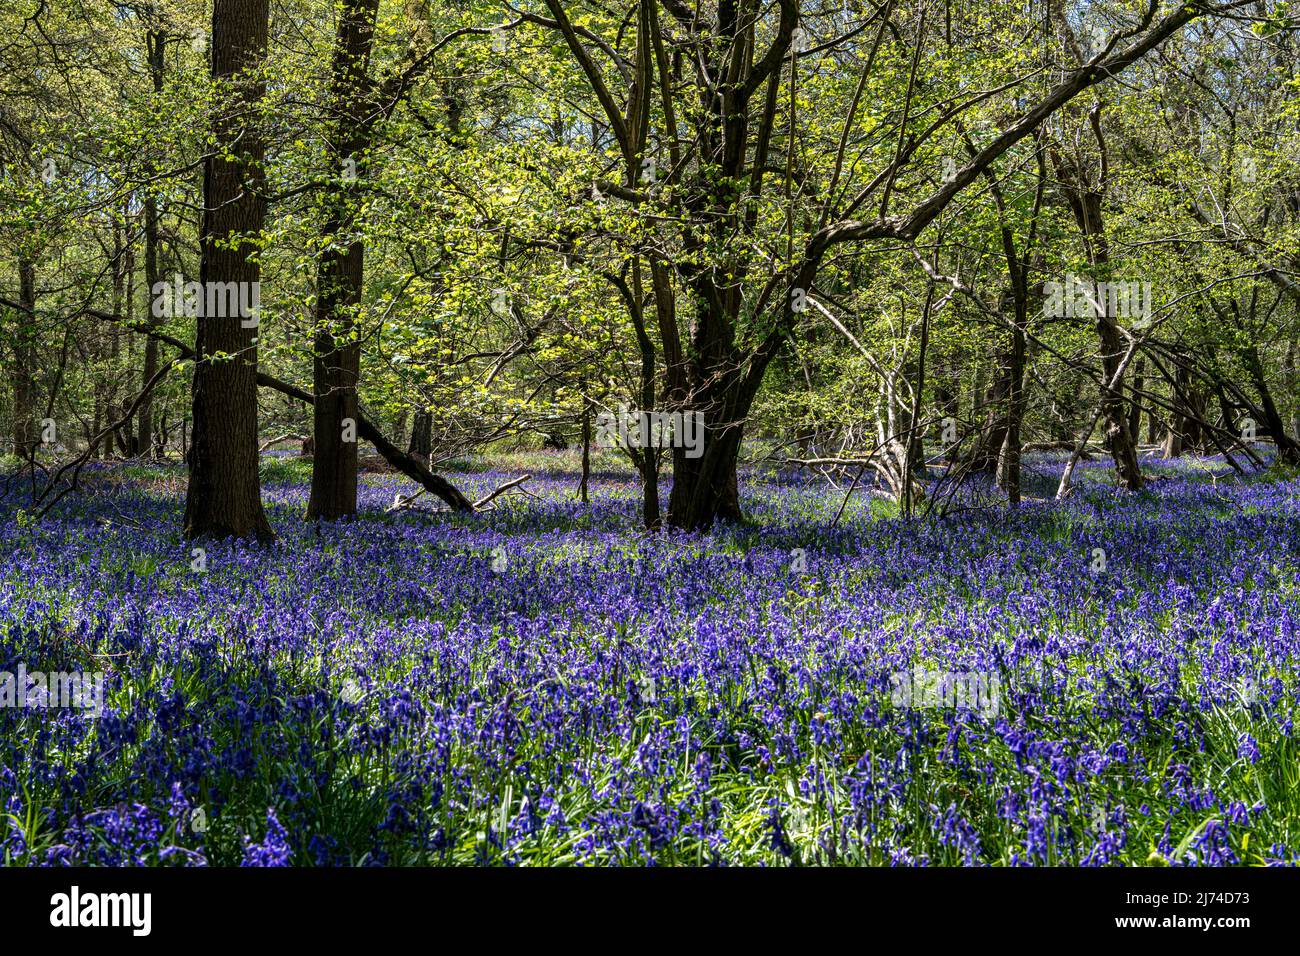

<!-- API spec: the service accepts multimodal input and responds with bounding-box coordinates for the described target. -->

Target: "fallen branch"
[86,310,475,512]
[1024,440,1102,456]
[388,473,535,515]
[785,456,878,468]
[473,473,533,509]
[259,433,308,452]
[388,490,424,513]
[32,359,177,520]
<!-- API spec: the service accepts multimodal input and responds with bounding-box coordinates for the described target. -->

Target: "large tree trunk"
[182,0,274,542]
[306,0,378,522]
[667,427,743,531]
[665,295,748,535]
[306,251,361,521]
[666,376,747,531]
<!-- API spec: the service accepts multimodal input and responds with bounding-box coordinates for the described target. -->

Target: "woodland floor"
[0,450,1297,865]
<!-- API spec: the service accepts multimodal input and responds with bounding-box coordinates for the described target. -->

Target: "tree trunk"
[1128,358,1145,446]
[666,383,746,531]
[305,0,378,522]
[629,262,661,529]
[306,245,361,520]
[407,410,431,464]
[578,398,591,503]
[667,431,743,531]
[108,224,131,458]
[1095,313,1145,489]
[997,319,1027,504]
[1285,339,1300,442]
[904,297,933,516]
[137,26,165,459]
[1240,342,1300,465]
[969,341,1011,474]
[11,259,38,461]
[1050,98,1144,490]
[1162,358,1198,458]
[182,0,274,542]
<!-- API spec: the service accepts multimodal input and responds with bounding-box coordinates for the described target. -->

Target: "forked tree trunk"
[1075,207,1143,489]
[1050,93,1143,491]
[183,0,275,542]
[666,385,746,532]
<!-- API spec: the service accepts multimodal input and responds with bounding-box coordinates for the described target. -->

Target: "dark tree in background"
[407,410,432,466]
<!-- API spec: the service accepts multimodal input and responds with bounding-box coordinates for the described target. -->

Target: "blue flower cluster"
[0,453,1296,865]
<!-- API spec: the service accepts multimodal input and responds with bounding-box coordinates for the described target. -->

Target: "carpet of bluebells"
[1,451,1298,866]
